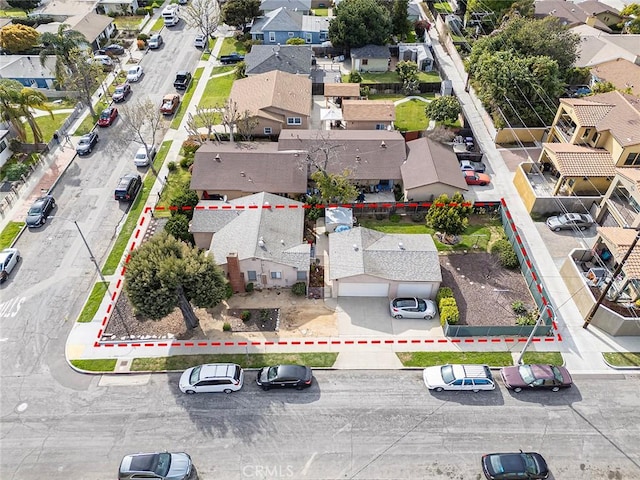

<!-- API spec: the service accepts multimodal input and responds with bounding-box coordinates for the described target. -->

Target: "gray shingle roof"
[245,45,313,75]
[261,0,311,12]
[329,227,441,282]
[251,7,303,33]
[350,45,390,59]
[0,55,56,79]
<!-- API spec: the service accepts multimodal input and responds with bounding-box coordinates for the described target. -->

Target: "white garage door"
[339,282,389,297]
[396,283,433,298]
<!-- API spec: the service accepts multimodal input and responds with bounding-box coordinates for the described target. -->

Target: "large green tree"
[426,193,472,237]
[391,0,411,40]
[124,232,227,330]
[425,95,461,123]
[620,4,640,33]
[0,79,52,143]
[6,0,41,13]
[310,169,358,203]
[59,48,102,117]
[328,0,391,50]
[221,0,261,29]
[0,24,39,53]
[39,23,88,83]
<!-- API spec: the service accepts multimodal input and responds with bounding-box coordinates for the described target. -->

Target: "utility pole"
[583,229,640,328]
[517,305,555,365]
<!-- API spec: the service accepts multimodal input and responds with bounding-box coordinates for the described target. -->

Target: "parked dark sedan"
[76,131,99,155]
[26,195,55,227]
[500,364,573,392]
[96,43,125,56]
[256,364,313,390]
[482,451,549,479]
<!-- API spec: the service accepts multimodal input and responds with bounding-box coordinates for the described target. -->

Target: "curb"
[601,355,640,371]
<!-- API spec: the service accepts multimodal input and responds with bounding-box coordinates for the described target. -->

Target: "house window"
[319,32,327,41]
[0,140,6,153]
[269,32,276,42]
[582,128,591,138]
[624,152,640,166]
[305,33,312,43]
[361,59,369,65]
[592,131,599,143]
[271,271,282,279]
[568,179,575,187]
[247,270,257,281]
[297,271,307,281]
[288,32,294,37]
[264,127,272,135]
[287,117,302,125]
[375,123,386,130]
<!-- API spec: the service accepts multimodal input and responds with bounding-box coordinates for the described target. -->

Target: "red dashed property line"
[156,201,495,211]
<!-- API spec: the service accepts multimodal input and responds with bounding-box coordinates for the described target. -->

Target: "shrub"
[436,287,454,306]
[491,238,519,269]
[246,282,254,292]
[490,238,510,254]
[389,214,401,223]
[511,301,527,316]
[439,297,456,310]
[635,299,640,309]
[224,283,233,299]
[167,161,177,172]
[440,305,460,326]
[136,39,146,50]
[5,163,30,181]
[516,308,540,326]
[137,33,149,41]
[260,309,270,321]
[222,322,231,331]
[135,7,147,14]
[292,282,307,296]
[181,139,200,157]
[241,310,251,321]
[348,70,362,83]
[179,156,193,169]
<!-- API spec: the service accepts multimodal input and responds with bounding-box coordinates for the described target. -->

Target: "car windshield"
[441,365,455,384]
[28,205,42,214]
[79,137,90,145]
[267,366,279,381]
[416,299,427,311]
[150,453,171,476]
[551,366,563,382]
[518,365,536,384]
[189,366,201,385]
[100,110,110,118]
[115,87,124,93]
[128,68,137,75]
[135,152,147,159]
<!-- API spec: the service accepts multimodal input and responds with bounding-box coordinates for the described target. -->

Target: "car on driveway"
[96,44,125,56]
[256,365,313,390]
[545,212,594,232]
[500,364,573,392]
[127,65,144,82]
[481,451,549,479]
[460,159,486,173]
[26,195,55,227]
[464,171,491,186]
[134,145,157,167]
[148,33,163,49]
[389,297,437,319]
[112,82,131,103]
[76,131,99,155]
[98,106,118,127]
[179,363,244,394]
[423,364,495,392]
[118,452,198,480]
[0,248,20,283]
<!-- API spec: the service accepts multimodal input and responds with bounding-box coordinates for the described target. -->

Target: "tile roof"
[197,192,310,271]
[543,143,615,176]
[534,0,619,32]
[590,58,640,97]
[560,97,613,126]
[324,83,361,97]
[616,167,640,184]
[402,137,468,191]
[190,142,307,194]
[244,45,313,75]
[597,226,640,278]
[278,129,407,180]
[350,45,390,59]
[229,70,311,119]
[328,227,442,282]
[342,100,395,122]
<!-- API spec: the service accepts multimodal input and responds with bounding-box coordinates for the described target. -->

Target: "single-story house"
[229,70,312,136]
[98,0,140,15]
[191,192,311,292]
[190,142,308,200]
[0,56,57,90]
[261,0,311,14]
[350,45,390,73]
[328,226,442,298]
[244,44,313,76]
[398,43,434,72]
[401,137,468,201]
[534,0,624,33]
[36,12,116,51]
[341,100,395,130]
[325,206,354,232]
[251,7,330,45]
[590,58,640,97]
[572,24,640,67]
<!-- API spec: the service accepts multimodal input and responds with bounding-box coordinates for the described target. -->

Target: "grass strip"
[397,351,514,367]
[76,282,109,323]
[603,352,640,367]
[520,352,563,365]
[154,167,191,218]
[131,352,338,371]
[70,359,117,372]
[0,222,25,249]
[101,141,171,275]
[171,66,204,129]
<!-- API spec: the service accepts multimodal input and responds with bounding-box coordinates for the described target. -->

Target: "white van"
[179,363,244,394]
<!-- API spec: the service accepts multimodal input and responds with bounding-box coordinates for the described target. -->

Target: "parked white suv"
[179,363,244,394]
[134,145,156,167]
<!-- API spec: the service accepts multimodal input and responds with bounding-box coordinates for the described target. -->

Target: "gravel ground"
[439,252,535,326]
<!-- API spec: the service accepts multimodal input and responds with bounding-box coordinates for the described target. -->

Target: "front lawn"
[198,70,235,108]
[114,15,146,30]
[0,222,24,249]
[219,37,248,57]
[23,113,68,143]
[155,167,191,218]
[397,351,514,367]
[131,353,338,371]
[312,8,329,15]
[395,99,429,131]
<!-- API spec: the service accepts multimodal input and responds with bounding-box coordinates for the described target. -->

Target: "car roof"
[200,363,238,379]
[453,364,492,379]
[275,364,307,377]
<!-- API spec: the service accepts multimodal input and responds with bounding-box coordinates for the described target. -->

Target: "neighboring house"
[590,58,640,96]
[341,100,395,130]
[0,130,12,169]
[398,43,434,72]
[191,192,310,293]
[229,70,312,136]
[190,142,307,200]
[244,44,313,76]
[278,129,406,192]
[350,45,389,72]
[36,12,116,51]
[534,0,625,33]
[324,83,361,106]
[0,56,56,90]
[251,7,330,45]
[328,226,442,298]
[596,167,640,229]
[32,0,96,18]
[98,0,140,15]
[261,0,312,14]
[572,24,640,67]
[401,137,468,201]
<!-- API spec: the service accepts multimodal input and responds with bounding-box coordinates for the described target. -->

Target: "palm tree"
[39,23,88,82]
[0,79,52,143]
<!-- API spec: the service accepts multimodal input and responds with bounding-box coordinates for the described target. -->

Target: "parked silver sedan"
[546,212,594,232]
[389,297,437,319]
[0,247,20,283]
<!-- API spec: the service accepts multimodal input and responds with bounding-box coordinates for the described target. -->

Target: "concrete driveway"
[330,297,444,339]
[534,221,597,270]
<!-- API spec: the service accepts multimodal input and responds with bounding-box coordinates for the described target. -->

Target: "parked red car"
[98,107,118,127]
[464,171,491,186]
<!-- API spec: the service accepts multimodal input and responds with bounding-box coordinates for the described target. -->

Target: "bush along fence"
[443,198,556,338]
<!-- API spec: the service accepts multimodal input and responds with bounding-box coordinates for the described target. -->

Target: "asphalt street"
[2,370,640,479]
